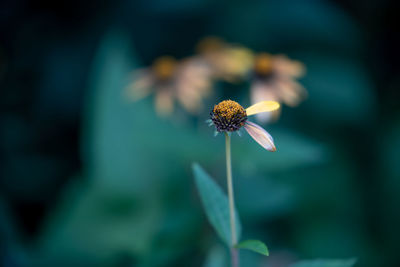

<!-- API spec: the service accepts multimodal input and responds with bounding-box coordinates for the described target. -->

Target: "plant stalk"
[225,133,239,267]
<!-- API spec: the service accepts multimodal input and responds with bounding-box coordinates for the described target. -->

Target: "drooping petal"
[246,101,280,116]
[244,121,276,152]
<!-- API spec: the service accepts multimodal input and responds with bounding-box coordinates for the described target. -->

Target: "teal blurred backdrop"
[1,0,399,266]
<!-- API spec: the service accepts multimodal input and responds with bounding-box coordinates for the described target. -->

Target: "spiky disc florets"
[210,100,247,132]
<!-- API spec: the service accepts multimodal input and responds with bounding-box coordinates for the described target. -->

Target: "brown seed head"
[211,100,247,132]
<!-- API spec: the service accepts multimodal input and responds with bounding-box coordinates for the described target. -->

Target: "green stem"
[225,133,239,267]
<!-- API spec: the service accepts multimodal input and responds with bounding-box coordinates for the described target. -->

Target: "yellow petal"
[246,101,280,116]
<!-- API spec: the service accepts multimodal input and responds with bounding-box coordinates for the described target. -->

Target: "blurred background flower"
[126,55,213,116]
[195,37,254,83]
[250,53,306,122]
[0,0,399,267]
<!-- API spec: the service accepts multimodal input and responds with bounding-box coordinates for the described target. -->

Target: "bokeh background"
[1,0,399,266]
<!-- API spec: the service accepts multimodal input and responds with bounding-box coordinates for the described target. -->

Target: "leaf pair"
[192,163,268,256]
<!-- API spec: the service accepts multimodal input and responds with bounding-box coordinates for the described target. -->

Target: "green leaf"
[289,258,357,267]
[235,240,269,256]
[192,163,241,246]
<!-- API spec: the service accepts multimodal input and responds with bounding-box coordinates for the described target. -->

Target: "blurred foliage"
[0,0,399,267]
[288,259,357,267]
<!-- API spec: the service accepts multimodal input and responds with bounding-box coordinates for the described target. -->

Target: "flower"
[126,55,213,116]
[208,100,280,151]
[195,37,254,82]
[250,53,306,122]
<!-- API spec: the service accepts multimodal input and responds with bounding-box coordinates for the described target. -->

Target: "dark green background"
[1,0,399,266]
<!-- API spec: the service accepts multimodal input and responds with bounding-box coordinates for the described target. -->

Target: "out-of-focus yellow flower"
[126,56,213,116]
[250,53,306,122]
[196,37,254,82]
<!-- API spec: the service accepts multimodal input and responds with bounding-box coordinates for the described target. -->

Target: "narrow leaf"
[289,258,357,267]
[192,163,241,246]
[235,240,269,256]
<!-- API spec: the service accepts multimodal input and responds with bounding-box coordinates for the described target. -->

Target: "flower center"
[153,56,177,80]
[213,100,246,120]
[211,100,247,132]
[254,53,273,76]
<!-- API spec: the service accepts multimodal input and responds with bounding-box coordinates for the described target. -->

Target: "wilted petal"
[244,121,276,151]
[246,101,280,116]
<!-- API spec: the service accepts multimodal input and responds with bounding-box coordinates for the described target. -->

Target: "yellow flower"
[208,100,280,151]
[196,37,254,82]
[250,53,306,122]
[126,56,213,116]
